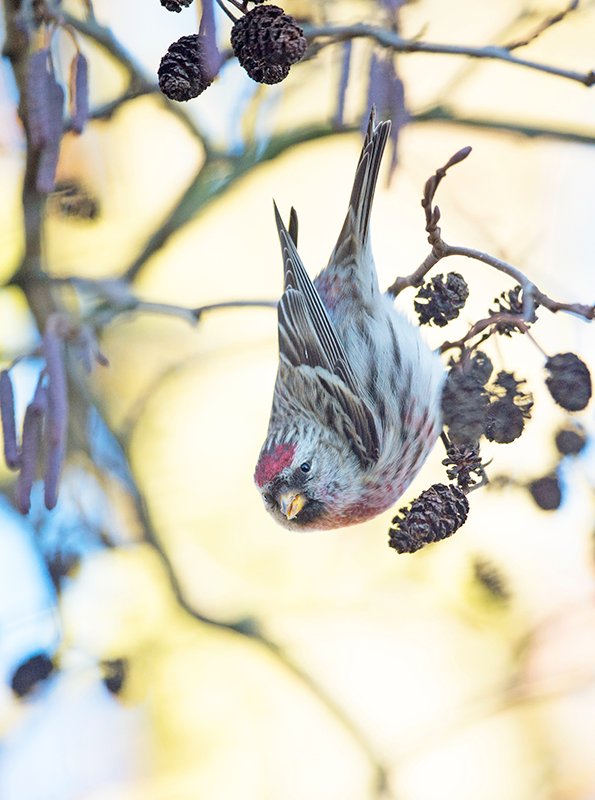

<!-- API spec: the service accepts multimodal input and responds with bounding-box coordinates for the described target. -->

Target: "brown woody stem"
[388,148,595,325]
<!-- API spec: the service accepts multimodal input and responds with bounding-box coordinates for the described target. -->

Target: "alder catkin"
[42,326,69,510]
[0,370,20,470]
[26,49,53,149]
[69,52,89,135]
[35,77,65,193]
[16,385,47,514]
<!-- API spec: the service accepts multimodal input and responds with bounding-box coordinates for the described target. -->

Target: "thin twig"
[63,84,155,131]
[504,0,579,51]
[43,276,278,325]
[302,22,595,87]
[135,298,278,323]
[214,0,238,22]
[413,105,595,147]
[439,313,530,354]
[388,149,595,324]
[395,242,595,321]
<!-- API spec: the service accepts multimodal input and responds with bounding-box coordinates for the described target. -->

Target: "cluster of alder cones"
[388,276,592,554]
[158,0,307,101]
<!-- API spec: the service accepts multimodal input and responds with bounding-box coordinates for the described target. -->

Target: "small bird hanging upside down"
[255,109,445,530]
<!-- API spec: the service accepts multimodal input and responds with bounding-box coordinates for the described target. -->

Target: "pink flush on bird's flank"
[255,442,296,487]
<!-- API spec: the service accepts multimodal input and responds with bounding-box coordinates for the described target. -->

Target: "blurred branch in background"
[55,0,595,285]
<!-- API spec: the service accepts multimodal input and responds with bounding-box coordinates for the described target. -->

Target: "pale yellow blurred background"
[0,1,595,798]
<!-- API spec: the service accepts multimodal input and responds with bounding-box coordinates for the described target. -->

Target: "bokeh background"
[1,0,595,798]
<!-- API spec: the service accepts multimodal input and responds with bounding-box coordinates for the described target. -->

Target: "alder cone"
[545,353,592,411]
[389,483,469,554]
[160,0,193,11]
[231,5,306,84]
[158,35,214,101]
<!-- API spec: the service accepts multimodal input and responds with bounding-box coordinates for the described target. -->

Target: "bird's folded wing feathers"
[274,203,380,466]
[275,202,361,393]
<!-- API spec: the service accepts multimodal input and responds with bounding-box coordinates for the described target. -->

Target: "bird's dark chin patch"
[287,498,325,526]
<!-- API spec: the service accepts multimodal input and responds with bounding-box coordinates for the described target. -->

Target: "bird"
[254,109,445,530]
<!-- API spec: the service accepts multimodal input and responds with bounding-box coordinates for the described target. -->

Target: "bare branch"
[439,312,530,354]
[388,149,595,324]
[120,299,277,324]
[504,1,579,52]
[398,242,595,322]
[420,145,473,230]
[303,22,595,88]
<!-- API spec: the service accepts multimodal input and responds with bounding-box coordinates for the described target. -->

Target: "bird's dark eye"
[263,493,273,505]
[300,462,311,473]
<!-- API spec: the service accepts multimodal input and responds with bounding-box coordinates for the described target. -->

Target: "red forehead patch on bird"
[255,443,296,487]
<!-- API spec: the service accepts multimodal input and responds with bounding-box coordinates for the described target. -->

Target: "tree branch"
[388,148,595,324]
[415,105,595,148]
[303,22,595,87]
[121,122,343,282]
[135,298,277,322]
[439,312,530,354]
[503,0,579,51]
[102,424,392,799]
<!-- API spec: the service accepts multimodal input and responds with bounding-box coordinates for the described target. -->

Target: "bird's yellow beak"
[278,492,306,520]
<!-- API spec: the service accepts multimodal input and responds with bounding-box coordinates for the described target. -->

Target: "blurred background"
[0,0,595,798]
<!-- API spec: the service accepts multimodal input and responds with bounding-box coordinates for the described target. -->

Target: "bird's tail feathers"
[328,107,391,269]
[288,206,298,246]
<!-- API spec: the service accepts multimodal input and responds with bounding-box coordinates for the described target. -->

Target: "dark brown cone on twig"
[442,441,483,491]
[472,558,509,602]
[555,425,587,456]
[158,34,215,101]
[441,367,490,444]
[231,5,306,84]
[11,653,55,697]
[389,483,469,554]
[414,272,469,327]
[51,180,99,220]
[528,474,562,511]
[160,0,193,10]
[545,353,592,412]
[489,285,538,336]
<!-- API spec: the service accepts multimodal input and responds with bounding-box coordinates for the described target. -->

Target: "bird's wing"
[275,203,361,393]
[274,204,380,466]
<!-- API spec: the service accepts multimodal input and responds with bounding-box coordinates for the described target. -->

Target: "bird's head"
[254,428,362,530]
